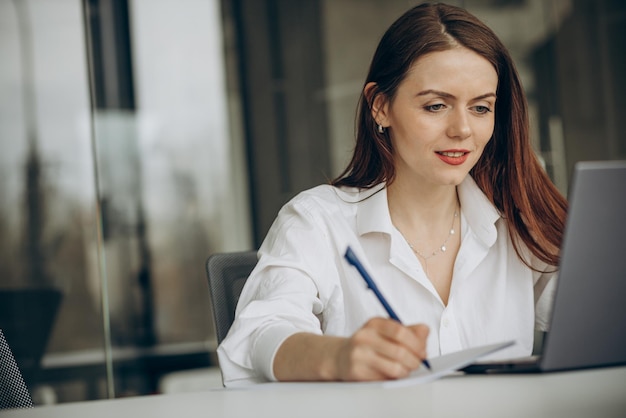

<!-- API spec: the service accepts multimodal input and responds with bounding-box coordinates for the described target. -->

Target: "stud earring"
[377,123,384,134]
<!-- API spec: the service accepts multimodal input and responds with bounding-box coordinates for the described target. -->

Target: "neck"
[387,179,459,232]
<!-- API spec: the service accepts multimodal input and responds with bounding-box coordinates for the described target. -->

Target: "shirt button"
[442,318,450,327]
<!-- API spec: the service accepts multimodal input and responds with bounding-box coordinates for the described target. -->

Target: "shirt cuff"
[251,323,302,382]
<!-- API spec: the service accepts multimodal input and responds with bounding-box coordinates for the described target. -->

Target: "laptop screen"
[541,160,626,371]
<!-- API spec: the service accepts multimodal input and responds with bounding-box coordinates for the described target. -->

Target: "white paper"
[245,340,515,390]
[382,340,515,388]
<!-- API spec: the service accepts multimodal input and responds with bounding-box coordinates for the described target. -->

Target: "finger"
[408,323,430,339]
[347,342,413,380]
[407,324,430,358]
[367,318,428,358]
[354,322,423,370]
[376,340,423,371]
[337,337,408,381]
[367,352,413,379]
[342,359,402,381]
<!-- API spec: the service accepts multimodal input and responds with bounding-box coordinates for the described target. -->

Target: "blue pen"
[344,246,431,370]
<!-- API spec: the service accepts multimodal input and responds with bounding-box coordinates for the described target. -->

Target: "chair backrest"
[0,329,33,410]
[205,251,258,345]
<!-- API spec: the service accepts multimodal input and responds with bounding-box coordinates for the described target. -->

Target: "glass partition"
[0,0,251,405]
[90,0,252,398]
[0,0,107,403]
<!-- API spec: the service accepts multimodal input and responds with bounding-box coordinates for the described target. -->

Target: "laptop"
[462,160,626,374]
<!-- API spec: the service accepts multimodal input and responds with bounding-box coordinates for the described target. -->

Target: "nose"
[446,109,471,140]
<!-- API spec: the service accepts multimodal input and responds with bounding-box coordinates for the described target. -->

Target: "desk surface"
[6,366,626,418]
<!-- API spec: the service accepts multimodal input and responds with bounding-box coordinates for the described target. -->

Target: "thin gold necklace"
[399,207,459,275]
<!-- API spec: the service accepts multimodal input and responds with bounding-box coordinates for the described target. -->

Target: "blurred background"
[0,0,624,405]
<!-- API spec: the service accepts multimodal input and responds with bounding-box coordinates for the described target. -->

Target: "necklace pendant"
[400,207,458,262]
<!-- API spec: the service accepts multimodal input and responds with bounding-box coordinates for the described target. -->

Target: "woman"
[217,2,567,387]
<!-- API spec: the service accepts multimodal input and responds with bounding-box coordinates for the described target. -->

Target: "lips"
[436,150,470,165]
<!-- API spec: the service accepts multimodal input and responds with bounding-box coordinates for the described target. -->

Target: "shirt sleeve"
[217,196,337,386]
[533,267,558,332]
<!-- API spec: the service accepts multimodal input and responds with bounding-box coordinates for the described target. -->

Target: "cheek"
[479,131,493,148]
[476,119,495,147]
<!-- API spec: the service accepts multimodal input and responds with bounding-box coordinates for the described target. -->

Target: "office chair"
[205,251,258,345]
[0,329,33,409]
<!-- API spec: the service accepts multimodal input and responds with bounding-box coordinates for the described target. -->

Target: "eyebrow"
[416,89,497,100]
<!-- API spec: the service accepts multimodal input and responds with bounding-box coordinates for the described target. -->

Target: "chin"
[440,172,470,186]
[446,178,465,187]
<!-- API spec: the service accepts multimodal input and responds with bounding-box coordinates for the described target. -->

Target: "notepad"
[382,340,514,387]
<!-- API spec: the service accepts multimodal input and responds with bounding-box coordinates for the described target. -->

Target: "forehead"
[403,47,498,94]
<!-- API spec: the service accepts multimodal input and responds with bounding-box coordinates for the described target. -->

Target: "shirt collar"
[355,176,501,246]
[356,184,394,236]
[457,176,501,247]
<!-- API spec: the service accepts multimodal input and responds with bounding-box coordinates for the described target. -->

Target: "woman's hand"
[273,318,429,382]
[334,318,429,381]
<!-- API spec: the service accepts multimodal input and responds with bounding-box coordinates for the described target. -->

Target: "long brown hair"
[332,2,567,268]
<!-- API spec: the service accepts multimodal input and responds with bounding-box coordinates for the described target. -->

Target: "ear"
[364,82,390,127]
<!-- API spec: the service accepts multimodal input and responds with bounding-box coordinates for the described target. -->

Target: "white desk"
[5,366,626,418]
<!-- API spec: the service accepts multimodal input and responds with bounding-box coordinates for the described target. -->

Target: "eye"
[473,105,492,114]
[424,103,446,112]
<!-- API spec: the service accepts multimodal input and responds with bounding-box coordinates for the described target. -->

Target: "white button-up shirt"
[217,176,556,387]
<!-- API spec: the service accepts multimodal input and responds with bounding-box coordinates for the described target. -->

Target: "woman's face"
[376,47,498,188]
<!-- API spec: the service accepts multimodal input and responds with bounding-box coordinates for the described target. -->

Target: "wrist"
[318,336,346,381]
[273,333,346,381]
